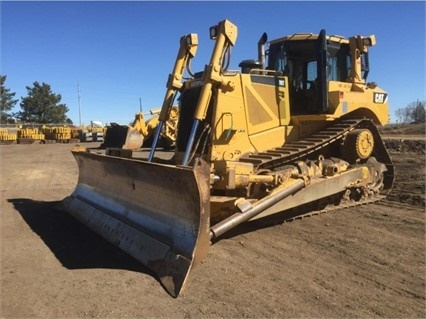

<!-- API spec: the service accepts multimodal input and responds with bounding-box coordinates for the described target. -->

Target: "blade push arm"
[182,19,238,165]
[148,33,198,161]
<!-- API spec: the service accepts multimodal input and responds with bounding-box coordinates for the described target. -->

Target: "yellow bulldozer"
[101,105,179,150]
[62,19,393,297]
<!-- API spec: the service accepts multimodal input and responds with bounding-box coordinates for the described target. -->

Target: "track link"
[256,195,387,228]
[283,195,386,223]
[239,118,361,169]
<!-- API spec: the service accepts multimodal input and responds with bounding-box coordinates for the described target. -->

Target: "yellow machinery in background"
[79,122,106,143]
[1,125,83,144]
[102,106,179,150]
[42,126,72,142]
[17,127,45,143]
[0,128,17,144]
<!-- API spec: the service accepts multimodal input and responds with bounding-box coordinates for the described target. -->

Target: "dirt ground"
[1,124,425,318]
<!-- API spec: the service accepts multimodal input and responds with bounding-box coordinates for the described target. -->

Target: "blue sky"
[2,1,425,125]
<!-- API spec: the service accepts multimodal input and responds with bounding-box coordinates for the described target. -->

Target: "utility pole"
[77,82,82,126]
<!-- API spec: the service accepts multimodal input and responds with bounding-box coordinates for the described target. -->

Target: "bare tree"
[394,100,425,124]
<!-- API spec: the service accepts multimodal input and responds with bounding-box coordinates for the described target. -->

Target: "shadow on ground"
[8,198,153,276]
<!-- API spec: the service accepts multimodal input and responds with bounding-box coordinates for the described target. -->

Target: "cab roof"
[269,33,349,45]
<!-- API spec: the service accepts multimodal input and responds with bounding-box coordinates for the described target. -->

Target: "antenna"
[139,97,142,112]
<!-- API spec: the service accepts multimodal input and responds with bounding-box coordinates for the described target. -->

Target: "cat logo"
[373,92,388,104]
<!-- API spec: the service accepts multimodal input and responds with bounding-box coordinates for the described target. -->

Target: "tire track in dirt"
[1,141,425,318]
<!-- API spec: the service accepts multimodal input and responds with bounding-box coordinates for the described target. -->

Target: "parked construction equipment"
[0,128,17,144]
[79,121,105,142]
[17,127,45,144]
[102,106,179,150]
[62,19,394,297]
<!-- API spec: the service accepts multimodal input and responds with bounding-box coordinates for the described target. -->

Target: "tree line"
[0,75,72,125]
[394,100,425,124]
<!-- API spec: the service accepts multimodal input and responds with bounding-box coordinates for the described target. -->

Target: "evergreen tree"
[17,81,69,123]
[0,75,18,124]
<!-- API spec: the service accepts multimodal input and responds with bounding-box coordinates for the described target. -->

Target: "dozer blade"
[61,147,211,297]
[103,125,144,150]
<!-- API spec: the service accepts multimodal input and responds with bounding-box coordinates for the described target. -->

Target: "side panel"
[247,126,286,152]
[328,81,390,125]
[244,74,290,151]
[210,74,255,161]
[211,73,291,159]
[243,74,290,134]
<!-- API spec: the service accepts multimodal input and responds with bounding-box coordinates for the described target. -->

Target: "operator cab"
[266,31,369,115]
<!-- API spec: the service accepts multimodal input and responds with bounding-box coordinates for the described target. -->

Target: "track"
[238,118,395,221]
[238,117,393,188]
[282,195,387,223]
[239,118,361,168]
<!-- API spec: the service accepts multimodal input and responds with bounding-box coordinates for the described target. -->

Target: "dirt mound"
[382,137,425,207]
[379,123,425,135]
[374,123,425,207]
[383,139,425,154]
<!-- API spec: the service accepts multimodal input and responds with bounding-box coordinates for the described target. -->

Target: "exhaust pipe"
[257,32,268,69]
